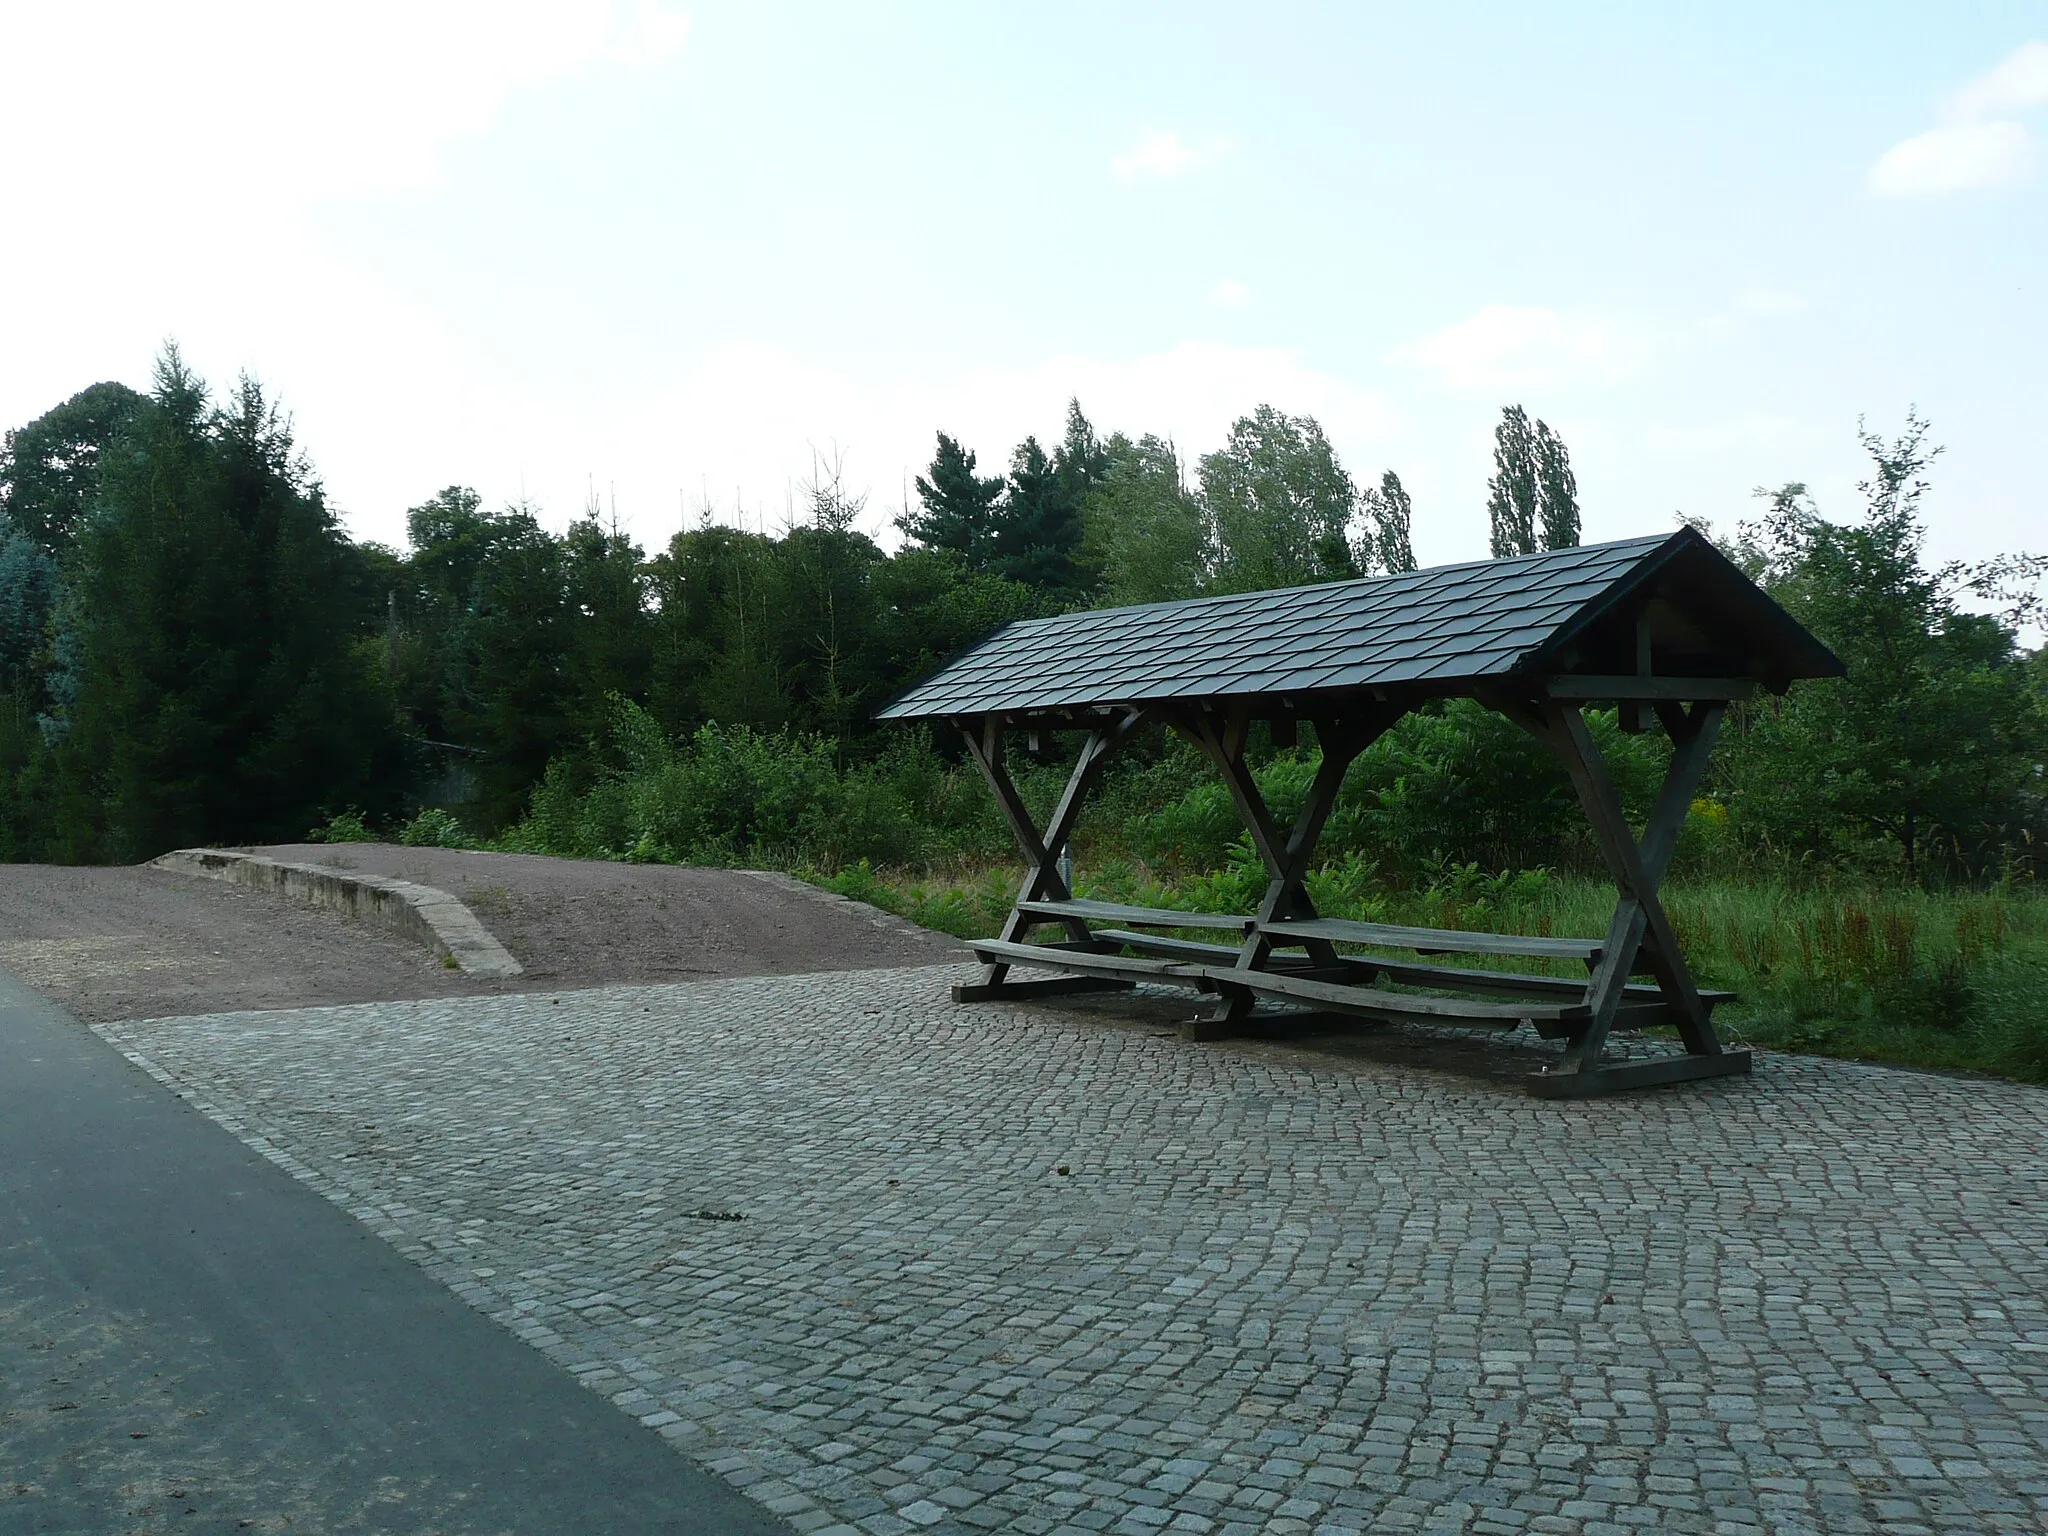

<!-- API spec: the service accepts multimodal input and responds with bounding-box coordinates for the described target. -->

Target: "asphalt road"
[0,964,791,1536]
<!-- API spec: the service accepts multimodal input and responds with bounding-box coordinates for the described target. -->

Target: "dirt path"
[0,848,963,1023]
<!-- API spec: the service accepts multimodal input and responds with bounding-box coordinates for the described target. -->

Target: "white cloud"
[1867,39,2045,197]
[1868,120,2032,196]
[1388,305,1653,392]
[1208,280,1254,309]
[1110,128,1231,182]
[1950,39,2048,118]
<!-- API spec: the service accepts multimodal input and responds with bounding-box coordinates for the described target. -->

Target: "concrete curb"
[150,849,524,979]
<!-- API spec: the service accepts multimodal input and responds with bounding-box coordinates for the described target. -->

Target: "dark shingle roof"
[877,529,1842,721]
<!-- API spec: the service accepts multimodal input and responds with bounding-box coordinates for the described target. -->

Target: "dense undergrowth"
[308,698,2048,1086]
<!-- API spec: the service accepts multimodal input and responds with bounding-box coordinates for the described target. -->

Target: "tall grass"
[823,859,2048,1084]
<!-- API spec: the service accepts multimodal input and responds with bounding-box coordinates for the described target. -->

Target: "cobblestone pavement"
[96,968,2048,1536]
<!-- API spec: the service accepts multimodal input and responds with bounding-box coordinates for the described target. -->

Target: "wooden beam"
[1176,704,1402,1028]
[1542,676,1757,702]
[960,708,1152,986]
[1207,965,1588,1024]
[1261,917,1601,962]
[953,974,1133,1003]
[1018,898,1254,931]
[1534,700,1727,1070]
[969,938,1212,987]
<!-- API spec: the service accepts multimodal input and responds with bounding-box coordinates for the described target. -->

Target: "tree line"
[1,346,2041,883]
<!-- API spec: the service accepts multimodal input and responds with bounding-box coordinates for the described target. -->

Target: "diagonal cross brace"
[1177,705,1400,1022]
[961,710,1151,982]
[1537,700,1727,1069]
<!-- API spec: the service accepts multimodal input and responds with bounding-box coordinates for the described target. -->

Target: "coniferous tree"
[779,459,885,740]
[448,503,572,825]
[992,435,1085,590]
[900,434,1004,567]
[398,485,527,751]
[1051,400,1110,592]
[59,348,398,857]
[1052,399,1109,512]
[646,521,787,733]
[561,507,653,735]
[0,517,56,697]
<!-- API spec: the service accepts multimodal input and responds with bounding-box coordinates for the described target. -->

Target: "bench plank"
[1350,955,1734,1007]
[970,937,1212,985]
[1030,928,1736,1020]
[1262,917,1602,962]
[1092,929,1243,963]
[1016,898,1255,932]
[1203,965,1589,1024]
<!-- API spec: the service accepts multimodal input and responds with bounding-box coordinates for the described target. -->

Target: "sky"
[1,2,2043,574]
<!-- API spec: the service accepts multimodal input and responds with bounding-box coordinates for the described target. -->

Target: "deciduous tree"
[1199,405,1357,593]
[1359,469,1417,575]
[1727,413,2047,879]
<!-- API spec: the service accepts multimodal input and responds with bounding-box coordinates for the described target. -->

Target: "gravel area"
[0,864,496,1024]
[96,968,2048,1536]
[0,848,963,1023]
[256,843,965,989]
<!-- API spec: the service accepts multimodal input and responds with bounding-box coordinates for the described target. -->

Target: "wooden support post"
[1174,705,1400,1037]
[1528,699,1729,1073]
[1620,609,1654,734]
[958,710,1149,998]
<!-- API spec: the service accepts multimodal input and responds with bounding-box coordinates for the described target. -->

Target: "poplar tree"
[1486,405,1539,557]
[1535,420,1580,549]
[1489,406,1580,555]
[1360,470,1417,574]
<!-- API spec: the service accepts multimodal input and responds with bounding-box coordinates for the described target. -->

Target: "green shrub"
[398,807,472,848]
[501,698,940,870]
[306,808,377,843]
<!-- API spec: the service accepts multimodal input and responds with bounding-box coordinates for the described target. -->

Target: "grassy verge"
[815,859,2048,1085]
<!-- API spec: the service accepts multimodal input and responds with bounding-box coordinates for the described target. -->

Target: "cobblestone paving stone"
[95,967,2048,1536]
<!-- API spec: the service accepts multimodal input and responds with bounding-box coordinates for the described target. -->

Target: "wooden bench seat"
[970,937,1213,986]
[1097,929,1732,1009]
[1199,965,1588,1025]
[1048,933,1736,1028]
[976,935,1585,1028]
[1261,916,1602,962]
[1016,898,1254,932]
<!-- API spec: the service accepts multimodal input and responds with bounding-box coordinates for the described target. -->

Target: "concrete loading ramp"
[151,847,525,977]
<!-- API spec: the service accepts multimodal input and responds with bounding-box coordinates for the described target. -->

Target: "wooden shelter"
[877,529,1843,1097]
